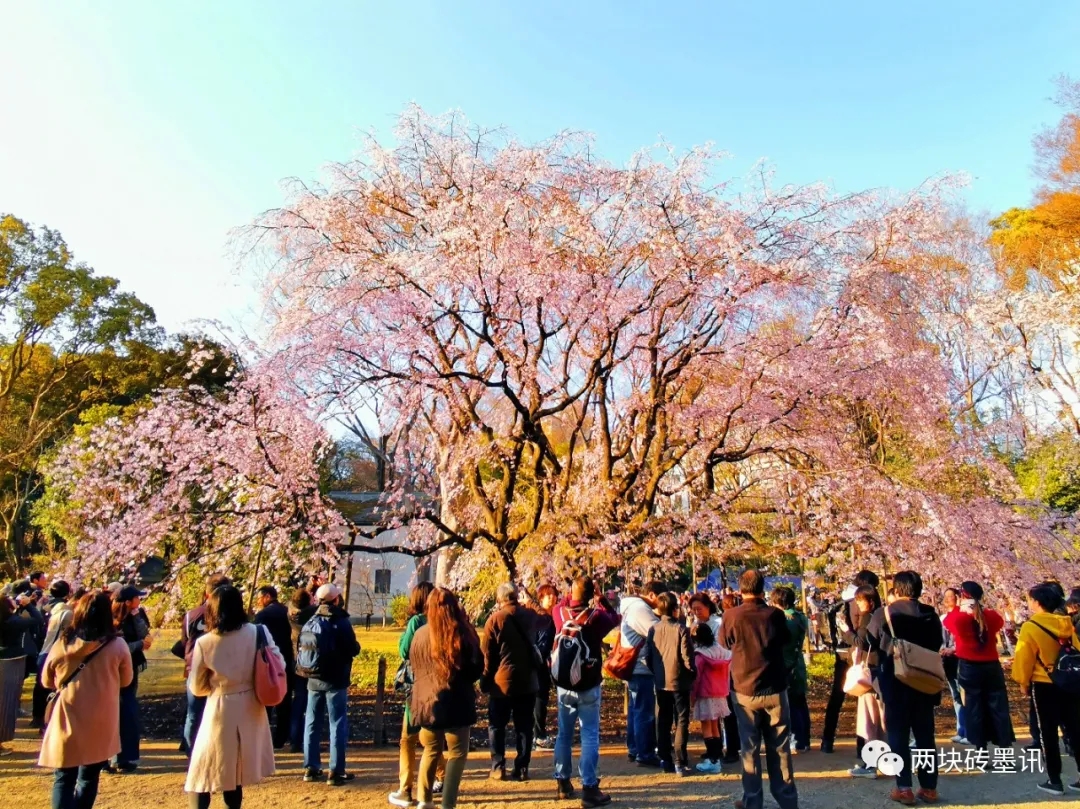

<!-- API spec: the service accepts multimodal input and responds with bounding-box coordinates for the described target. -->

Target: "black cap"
[116,585,147,602]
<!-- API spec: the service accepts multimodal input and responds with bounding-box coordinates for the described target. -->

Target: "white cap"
[316,583,342,603]
[106,582,123,594]
[841,584,858,602]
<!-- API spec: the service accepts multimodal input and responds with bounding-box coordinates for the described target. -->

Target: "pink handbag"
[254,625,288,706]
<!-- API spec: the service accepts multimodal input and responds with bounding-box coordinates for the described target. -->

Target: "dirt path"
[2,724,1071,809]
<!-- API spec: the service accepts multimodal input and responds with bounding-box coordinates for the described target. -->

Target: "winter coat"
[185,623,282,793]
[482,603,540,698]
[181,604,208,677]
[645,615,696,692]
[305,604,361,691]
[38,635,133,768]
[41,601,74,657]
[781,608,809,695]
[409,624,483,730]
[254,601,294,670]
[690,643,731,701]
[867,599,944,707]
[0,610,39,660]
[1012,612,1080,689]
[721,597,791,697]
[619,596,659,678]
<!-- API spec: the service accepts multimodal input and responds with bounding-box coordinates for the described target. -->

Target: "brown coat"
[38,635,133,768]
[482,603,540,698]
[185,623,282,793]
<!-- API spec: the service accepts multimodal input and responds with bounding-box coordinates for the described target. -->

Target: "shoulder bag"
[253,624,288,706]
[884,607,947,695]
[44,639,109,726]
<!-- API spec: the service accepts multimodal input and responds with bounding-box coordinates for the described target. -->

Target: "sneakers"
[1069,779,1080,793]
[489,767,506,781]
[303,768,324,782]
[388,790,414,807]
[557,778,575,800]
[581,784,612,808]
[510,767,529,782]
[950,735,970,744]
[328,772,355,787]
[535,736,555,750]
[432,780,443,795]
[849,765,877,778]
[674,764,694,777]
[695,759,723,774]
[889,787,916,805]
[916,789,939,804]
[1037,780,1065,796]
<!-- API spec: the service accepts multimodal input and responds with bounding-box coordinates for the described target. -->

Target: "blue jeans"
[947,675,966,738]
[183,689,206,754]
[290,678,309,750]
[52,762,104,809]
[554,685,601,788]
[626,674,657,762]
[304,687,348,776]
[118,682,140,765]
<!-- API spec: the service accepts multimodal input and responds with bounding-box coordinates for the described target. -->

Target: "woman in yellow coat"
[185,585,284,809]
[1012,583,1080,797]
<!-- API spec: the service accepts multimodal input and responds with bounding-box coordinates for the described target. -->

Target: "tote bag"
[884,608,947,695]
[253,625,288,706]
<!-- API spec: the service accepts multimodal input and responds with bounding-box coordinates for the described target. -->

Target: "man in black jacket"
[820,569,880,754]
[301,583,361,787]
[482,583,541,781]
[721,570,799,809]
[255,585,295,749]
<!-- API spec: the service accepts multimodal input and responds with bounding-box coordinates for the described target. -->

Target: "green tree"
[1014,431,1080,513]
[0,214,235,570]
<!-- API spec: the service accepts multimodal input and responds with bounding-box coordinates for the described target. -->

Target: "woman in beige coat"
[186,584,283,809]
[38,592,134,809]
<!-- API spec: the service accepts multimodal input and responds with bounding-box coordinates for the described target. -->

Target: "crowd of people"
[2,566,1080,809]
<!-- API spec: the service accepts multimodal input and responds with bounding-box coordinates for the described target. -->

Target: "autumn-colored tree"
[991,77,1080,291]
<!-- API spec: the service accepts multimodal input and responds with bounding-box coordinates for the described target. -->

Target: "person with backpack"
[482,583,541,781]
[177,574,231,755]
[942,581,1014,753]
[287,588,316,753]
[618,581,663,767]
[299,583,361,787]
[390,582,444,808]
[409,587,484,809]
[866,571,943,806]
[721,570,798,809]
[38,592,133,809]
[644,592,696,776]
[1012,583,1080,796]
[551,576,621,809]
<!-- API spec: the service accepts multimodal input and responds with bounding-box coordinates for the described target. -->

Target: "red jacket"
[691,648,731,701]
[943,607,1004,662]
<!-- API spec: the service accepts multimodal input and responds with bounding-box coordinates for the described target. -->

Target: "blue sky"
[2,1,1078,334]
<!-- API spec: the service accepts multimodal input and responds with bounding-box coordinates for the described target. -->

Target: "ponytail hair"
[961,581,988,646]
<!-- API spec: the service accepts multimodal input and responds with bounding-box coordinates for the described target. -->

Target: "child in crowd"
[645,593,697,776]
[689,623,731,774]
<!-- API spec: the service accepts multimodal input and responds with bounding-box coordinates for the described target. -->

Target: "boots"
[557,778,575,800]
[581,782,612,808]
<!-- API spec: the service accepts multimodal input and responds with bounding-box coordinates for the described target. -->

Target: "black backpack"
[1033,621,1080,695]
